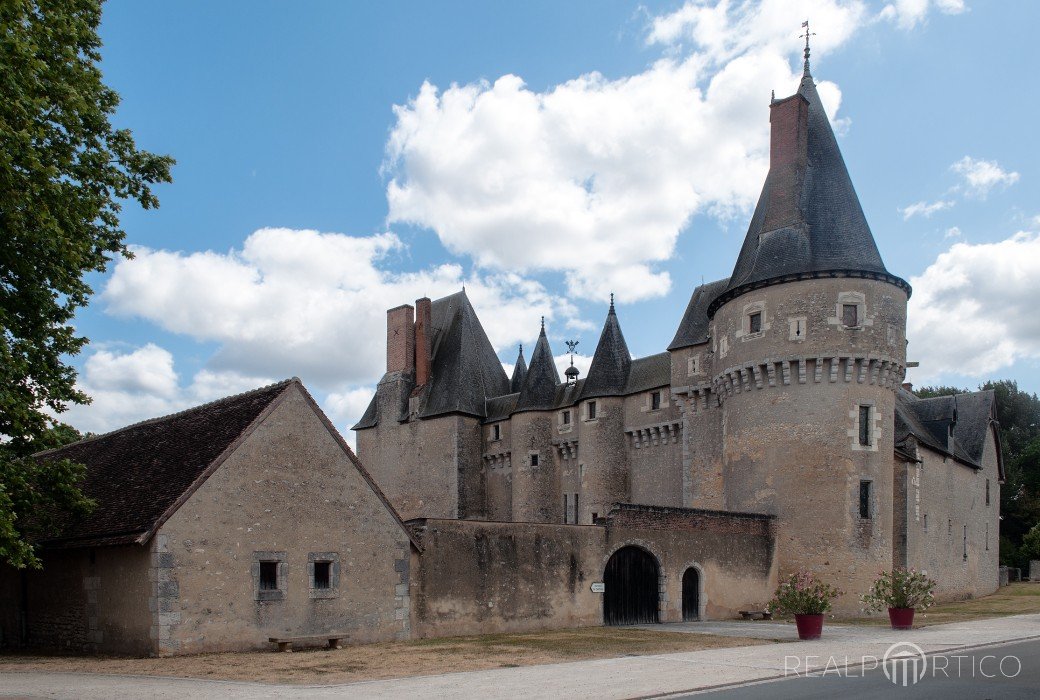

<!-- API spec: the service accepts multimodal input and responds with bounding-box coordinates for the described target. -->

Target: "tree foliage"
[0,0,173,567]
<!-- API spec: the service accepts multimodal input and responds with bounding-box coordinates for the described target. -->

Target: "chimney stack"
[386,304,415,374]
[415,297,433,387]
[763,93,809,233]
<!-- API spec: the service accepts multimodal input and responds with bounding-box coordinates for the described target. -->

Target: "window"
[313,561,332,590]
[789,317,806,341]
[842,303,859,328]
[492,424,501,441]
[858,405,872,446]
[259,561,279,591]
[587,400,597,420]
[963,525,968,560]
[986,522,990,551]
[986,479,990,506]
[562,410,571,425]
[923,514,928,531]
[688,355,700,375]
[948,519,952,536]
[749,311,762,334]
[575,493,579,522]
[592,512,598,523]
[859,480,872,519]
[650,391,661,410]
[564,495,569,523]
[530,452,540,467]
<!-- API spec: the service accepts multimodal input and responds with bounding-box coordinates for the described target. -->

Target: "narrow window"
[492,424,501,441]
[564,494,570,523]
[858,405,872,446]
[562,410,571,425]
[963,525,968,560]
[859,481,872,519]
[749,311,762,334]
[986,522,990,551]
[259,561,279,591]
[313,561,332,590]
[650,391,661,410]
[842,303,859,328]
[986,479,990,506]
[923,514,928,531]
[587,400,597,420]
[948,519,952,536]
[591,512,598,523]
[574,493,579,523]
[530,452,539,467]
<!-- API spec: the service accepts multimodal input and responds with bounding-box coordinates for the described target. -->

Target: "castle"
[355,56,1003,612]
[1,51,1004,657]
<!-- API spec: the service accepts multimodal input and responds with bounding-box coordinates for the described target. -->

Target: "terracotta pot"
[888,607,915,630]
[794,613,824,640]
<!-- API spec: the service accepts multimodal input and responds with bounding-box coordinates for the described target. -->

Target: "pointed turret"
[510,344,528,393]
[514,319,560,413]
[708,58,909,317]
[579,295,632,400]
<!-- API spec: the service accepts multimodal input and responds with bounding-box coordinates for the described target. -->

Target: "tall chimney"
[386,304,415,374]
[763,93,809,233]
[414,297,432,387]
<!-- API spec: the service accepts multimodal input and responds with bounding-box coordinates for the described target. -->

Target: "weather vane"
[800,19,815,74]
[565,339,579,357]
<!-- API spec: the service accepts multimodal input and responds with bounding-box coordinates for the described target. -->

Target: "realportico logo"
[882,642,927,686]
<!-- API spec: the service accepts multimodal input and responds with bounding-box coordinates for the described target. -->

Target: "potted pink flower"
[861,568,936,629]
[768,572,843,640]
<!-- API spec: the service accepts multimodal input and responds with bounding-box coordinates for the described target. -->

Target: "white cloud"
[950,156,1019,198]
[83,343,178,398]
[907,232,1040,381]
[943,226,962,239]
[879,0,967,29]
[900,199,954,220]
[102,228,579,388]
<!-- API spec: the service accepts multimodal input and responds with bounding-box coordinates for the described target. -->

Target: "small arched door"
[682,567,700,621]
[603,546,659,625]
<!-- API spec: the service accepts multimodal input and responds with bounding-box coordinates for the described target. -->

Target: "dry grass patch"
[834,582,1040,627]
[0,627,769,685]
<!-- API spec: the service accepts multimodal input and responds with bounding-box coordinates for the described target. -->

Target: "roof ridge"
[36,378,297,457]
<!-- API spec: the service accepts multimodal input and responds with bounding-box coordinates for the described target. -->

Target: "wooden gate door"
[682,567,700,621]
[603,546,659,625]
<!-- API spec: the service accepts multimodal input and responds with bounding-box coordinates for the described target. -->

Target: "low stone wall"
[407,504,777,638]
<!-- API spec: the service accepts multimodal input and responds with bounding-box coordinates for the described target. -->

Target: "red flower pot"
[888,607,915,630]
[794,613,825,640]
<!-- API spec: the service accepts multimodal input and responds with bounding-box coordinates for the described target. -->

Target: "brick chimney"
[386,304,415,374]
[414,297,432,387]
[763,93,809,233]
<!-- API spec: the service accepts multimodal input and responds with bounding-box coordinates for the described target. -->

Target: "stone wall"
[407,506,777,638]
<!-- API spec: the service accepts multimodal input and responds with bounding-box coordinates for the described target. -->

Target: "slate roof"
[669,277,730,350]
[484,393,519,423]
[710,68,910,317]
[894,388,1002,474]
[579,301,633,400]
[510,345,528,393]
[420,291,511,420]
[514,325,561,413]
[623,352,671,394]
[36,379,421,550]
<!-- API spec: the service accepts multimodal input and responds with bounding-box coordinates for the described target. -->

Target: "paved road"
[3,614,1040,699]
[681,637,1040,699]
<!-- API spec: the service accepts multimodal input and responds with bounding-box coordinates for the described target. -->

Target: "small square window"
[587,401,597,420]
[859,480,872,519]
[530,452,539,467]
[259,561,279,591]
[842,303,859,328]
[313,561,332,590]
[749,311,762,334]
[650,391,661,410]
[562,410,571,425]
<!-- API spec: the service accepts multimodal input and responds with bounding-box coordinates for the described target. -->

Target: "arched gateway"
[603,546,659,625]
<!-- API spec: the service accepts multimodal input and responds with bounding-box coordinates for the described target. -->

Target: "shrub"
[768,572,843,616]
[861,569,936,612]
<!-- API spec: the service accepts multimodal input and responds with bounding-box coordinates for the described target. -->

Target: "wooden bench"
[738,610,772,620]
[268,634,348,652]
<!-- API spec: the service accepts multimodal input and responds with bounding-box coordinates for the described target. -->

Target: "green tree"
[1,0,173,567]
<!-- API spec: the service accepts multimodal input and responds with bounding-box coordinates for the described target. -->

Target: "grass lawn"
[837,582,1040,627]
[0,627,769,685]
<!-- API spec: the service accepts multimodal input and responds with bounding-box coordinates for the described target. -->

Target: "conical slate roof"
[709,65,909,317]
[514,323,560,413]
[579,300,632,400]
[669,277,730,350]
[510,345,528,393]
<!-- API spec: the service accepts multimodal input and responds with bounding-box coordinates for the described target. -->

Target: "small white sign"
[591,582,605,593]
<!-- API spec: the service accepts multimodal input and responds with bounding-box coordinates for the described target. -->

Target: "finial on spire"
[609,292,615,310]
[800,19,815,76]
[540,315,545,331]
[519,343,523,354]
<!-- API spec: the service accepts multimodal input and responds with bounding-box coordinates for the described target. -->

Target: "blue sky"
[66,0,1040,436]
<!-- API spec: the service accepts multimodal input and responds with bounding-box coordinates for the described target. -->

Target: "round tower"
[706,58,910,608]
